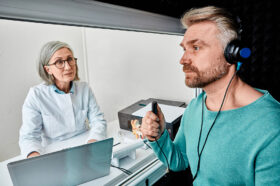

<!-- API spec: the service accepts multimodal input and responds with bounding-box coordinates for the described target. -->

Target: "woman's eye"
[56,60,64,65]
[67,57,73,62]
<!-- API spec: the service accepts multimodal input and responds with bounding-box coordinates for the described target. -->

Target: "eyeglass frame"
[47,57,77,69]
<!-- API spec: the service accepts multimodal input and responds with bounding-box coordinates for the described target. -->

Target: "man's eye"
[194,46,200,51]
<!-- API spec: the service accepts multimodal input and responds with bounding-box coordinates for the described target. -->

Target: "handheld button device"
[152,101,158,116]
[151,101,159,139]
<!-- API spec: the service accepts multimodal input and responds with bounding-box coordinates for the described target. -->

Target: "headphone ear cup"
[224,39,251,65]
[224,40,241,64]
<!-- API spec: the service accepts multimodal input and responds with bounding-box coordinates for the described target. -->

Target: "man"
[140,6,280,185]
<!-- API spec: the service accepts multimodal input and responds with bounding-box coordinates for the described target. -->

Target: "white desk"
[0,120,166,186]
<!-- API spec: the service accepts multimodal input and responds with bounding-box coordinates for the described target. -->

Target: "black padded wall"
[233,0,280,102]
[97,0,280,102]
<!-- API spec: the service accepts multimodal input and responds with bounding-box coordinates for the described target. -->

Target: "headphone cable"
[192,70,238,182]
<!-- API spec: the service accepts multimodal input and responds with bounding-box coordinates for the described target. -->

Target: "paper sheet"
[132,103,185,123]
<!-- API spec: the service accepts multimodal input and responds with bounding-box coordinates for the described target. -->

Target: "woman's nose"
[64,61,71,70]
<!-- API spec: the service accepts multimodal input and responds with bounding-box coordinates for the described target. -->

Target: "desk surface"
[0,120,165,186]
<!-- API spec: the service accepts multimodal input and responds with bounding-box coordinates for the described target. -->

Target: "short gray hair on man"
[37,41,80,84]
[181,6,239,49]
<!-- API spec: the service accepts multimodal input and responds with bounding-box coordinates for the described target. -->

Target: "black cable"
[154,138,170,172]
[143,139,152,149]
[192,70,238,182]
[111,164,133,175]
[151,101,170,172]
[197,100,204,159]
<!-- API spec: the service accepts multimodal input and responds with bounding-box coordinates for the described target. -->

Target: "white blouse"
[19,81,107,157]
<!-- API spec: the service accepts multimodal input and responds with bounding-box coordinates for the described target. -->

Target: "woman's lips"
[64,72,73,76]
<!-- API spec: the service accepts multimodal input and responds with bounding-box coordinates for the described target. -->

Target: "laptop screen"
[7,138,113,186]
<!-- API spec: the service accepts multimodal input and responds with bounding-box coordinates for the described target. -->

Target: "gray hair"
[181,6,238,49]
[37,41,80,84]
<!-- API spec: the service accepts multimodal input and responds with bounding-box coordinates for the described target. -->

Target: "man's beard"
[183,59,229,88]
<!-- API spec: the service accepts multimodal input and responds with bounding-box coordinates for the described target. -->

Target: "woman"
[19,41,107,158]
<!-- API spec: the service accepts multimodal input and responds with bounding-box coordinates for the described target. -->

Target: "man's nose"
[180,51,191,65]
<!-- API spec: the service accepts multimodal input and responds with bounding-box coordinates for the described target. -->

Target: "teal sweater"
[149,90,280,185]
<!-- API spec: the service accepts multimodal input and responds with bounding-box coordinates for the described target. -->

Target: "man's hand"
[27,151,40,158]
[87,139,97,143]
[141,105,165,141]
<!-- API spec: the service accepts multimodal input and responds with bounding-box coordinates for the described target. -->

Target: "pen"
[113,142,121,147]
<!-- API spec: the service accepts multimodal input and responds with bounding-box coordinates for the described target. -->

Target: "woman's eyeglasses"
[48,57,77,69]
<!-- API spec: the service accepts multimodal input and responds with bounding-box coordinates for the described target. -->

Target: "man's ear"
[44,66,52,75]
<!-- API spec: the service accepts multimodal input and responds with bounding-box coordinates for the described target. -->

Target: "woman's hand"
[27,151,40,158]
[87,139,97,143]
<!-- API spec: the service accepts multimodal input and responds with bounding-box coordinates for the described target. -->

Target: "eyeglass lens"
[55,57,76,68]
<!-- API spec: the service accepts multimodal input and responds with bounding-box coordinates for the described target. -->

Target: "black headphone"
[224,16,251,68]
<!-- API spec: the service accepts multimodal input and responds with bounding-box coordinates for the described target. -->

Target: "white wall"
[0,19,194,161]
[85,28,194,122]
[0,20,86,161]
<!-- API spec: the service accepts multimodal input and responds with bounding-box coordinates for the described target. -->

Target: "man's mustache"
[183,64,199,73]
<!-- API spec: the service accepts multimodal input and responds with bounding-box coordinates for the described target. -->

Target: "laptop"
[7,138,113,186]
